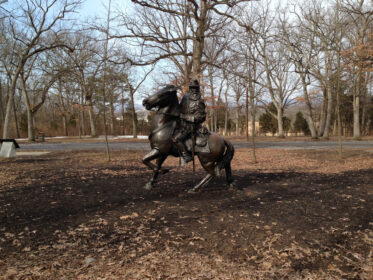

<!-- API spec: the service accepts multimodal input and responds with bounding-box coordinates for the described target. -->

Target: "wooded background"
[0,0,372,141]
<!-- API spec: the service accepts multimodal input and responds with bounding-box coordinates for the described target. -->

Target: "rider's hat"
[189,79,200,89]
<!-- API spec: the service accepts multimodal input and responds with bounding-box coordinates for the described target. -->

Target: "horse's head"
[143,85,179,110]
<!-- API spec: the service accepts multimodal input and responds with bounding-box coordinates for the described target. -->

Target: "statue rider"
[172,79,207,167]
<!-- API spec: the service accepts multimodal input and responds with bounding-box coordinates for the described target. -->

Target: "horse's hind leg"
[188,161,215,193]
[225,162,238,189]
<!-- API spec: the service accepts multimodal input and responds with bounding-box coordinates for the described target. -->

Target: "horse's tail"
[218,139,234,170]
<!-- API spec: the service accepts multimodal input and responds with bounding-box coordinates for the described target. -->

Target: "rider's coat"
[174,92,206,141]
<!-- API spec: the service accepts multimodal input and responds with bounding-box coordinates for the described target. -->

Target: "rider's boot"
[175,141,192,167]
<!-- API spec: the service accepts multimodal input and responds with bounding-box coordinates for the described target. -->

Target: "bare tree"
[256,28,298,137]
[1,0,81,138]
[115,0,253,84]
[65,33,103,137]
[280,12,320,138]
[19,54,63,141]
[340,0,373,139]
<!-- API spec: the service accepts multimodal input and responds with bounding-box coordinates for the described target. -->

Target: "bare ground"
[0,147,372,279]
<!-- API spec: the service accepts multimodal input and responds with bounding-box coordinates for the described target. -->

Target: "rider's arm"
[180,101,206,123]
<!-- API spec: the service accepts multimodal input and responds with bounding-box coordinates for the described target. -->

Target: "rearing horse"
[142,85,236,193]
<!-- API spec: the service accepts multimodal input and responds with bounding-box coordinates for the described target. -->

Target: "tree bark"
[129,88,138,138]
[353,73,361,139]
[20,75,35,141]
[322,82,333,139]
[86,99,97,137]
[224,87,228,136]
[80,91,86,136]
[300,74,318,139]
[121,90,125,135]
[12,95,20,139]
[318,88,327,137]
[235,105,239,136]
[277,106,285,138]
[109,98,115,135]
[3,64,22,138]
[245,85,249,140]
[0,80,4,124]
[57,79,68,136]
[62,115,68,136]
[191,0,207,80]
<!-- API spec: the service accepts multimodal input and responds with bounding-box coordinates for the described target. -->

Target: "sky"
[80,0,131,19]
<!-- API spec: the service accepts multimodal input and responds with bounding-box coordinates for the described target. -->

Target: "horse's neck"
[158,98,179,116]
[152,99,179,129]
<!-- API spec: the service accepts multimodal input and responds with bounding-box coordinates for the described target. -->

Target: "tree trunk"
[80,91,86,136]
[277,106,285,138]
[353,73,361,139]
[12,96,20,139]
[305,115,317,139]
[250,91,257,163]
[0,80,4,124]
[20,77,35,141]
[235,105,239,136]
[300,74,318,139]
[224,86,228,136]
[318,88,327,137]
[224,106,228,136]
[245,86,249,140]
[62,114,68,136]
[86,99,97,137]
[121,90,125,135]
[322,82,333,139]
[129,89,138,138]
[353,94,361,139]
[191,1,207,80]
[57,78,68,136]
[109,99,115,135]
[208,65,215,132]
[2,62,24,138]
[28,109,36,141]
[83,84,96,137]
[3,80,17,138]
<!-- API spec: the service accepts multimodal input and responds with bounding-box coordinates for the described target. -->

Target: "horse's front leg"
[142,148,170,174]
[142,149,167,190]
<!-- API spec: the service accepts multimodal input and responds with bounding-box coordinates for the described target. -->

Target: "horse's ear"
[168,85,180,92]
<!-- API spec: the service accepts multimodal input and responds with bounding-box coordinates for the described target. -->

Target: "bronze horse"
[142,85,236,193]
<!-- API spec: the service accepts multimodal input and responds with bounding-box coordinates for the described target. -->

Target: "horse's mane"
[159,85,179,96]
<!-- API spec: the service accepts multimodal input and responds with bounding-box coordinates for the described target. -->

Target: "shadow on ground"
[0,156,372,279]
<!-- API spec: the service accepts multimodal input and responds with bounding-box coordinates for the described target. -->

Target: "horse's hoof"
[187,188,199,194]
[228,183,241,191]
[159,168,170,175]
[144,183,153,190]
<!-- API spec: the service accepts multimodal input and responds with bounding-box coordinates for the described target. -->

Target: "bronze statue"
[172,80,206,166]
[142,82,235,193]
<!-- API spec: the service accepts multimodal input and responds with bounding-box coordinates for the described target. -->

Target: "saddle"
[185,126,210,153]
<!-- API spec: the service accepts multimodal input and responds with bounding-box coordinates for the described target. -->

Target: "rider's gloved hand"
[180,113,194,122]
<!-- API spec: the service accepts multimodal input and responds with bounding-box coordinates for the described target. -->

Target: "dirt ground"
[0,146,372,279]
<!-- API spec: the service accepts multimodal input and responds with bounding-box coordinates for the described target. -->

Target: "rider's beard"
[190,90,200,100]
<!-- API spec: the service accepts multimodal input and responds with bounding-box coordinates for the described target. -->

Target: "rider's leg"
[172,130,192,167]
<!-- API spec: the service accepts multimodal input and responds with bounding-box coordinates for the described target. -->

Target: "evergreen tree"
[293,111,310,135]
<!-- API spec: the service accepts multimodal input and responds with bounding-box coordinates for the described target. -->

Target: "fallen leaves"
[120,212,139,220]
[1,148,373,279]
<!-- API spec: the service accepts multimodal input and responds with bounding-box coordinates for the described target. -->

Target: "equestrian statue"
[142,80,236,193]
